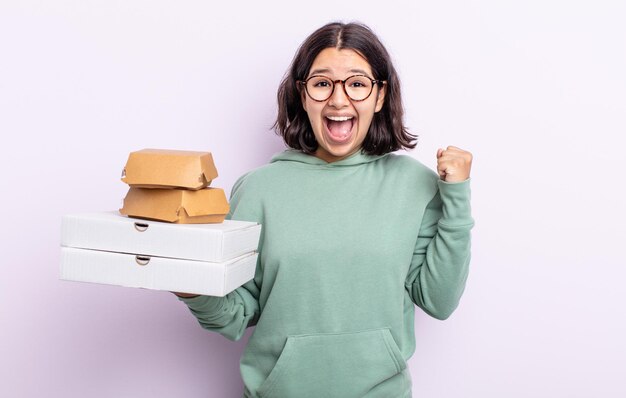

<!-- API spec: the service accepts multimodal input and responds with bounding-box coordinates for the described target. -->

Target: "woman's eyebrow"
[308,68,371,76]
[348,68,370,75]
[309,68,331,76]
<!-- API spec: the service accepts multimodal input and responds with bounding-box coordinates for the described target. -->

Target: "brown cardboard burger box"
[119,186,230,224]
[119,148,227,224]
[121,148,218,190]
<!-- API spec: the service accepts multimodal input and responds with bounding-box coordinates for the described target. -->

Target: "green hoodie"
[179,149,474,398]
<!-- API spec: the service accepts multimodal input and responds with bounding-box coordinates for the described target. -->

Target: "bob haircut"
[274,22,416,156]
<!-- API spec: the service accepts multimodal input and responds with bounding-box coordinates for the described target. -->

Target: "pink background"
[1,1,625,397]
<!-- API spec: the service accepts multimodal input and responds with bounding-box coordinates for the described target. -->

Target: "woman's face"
[301,47,386,163]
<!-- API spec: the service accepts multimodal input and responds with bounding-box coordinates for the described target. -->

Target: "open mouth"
[324,115,356,144]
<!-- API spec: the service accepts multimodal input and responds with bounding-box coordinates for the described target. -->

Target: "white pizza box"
[61,211,261,263]
[60,247,257,296]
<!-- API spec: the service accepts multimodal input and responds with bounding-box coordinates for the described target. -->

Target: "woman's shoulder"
[229,160,286,197]
[226,163,279,221]
[382,152,439,181]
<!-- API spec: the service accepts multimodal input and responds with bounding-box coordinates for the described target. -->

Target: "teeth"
[326,116,353,122]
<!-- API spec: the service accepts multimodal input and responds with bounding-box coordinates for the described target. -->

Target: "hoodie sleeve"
[405,179,474,320]
[177,172,262,341]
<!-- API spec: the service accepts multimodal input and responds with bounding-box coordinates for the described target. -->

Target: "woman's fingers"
[436,146,473,183]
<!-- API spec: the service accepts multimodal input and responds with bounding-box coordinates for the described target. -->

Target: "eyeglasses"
[298,74,385,102]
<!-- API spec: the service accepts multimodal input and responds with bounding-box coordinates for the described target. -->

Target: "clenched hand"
[436,146,473,183]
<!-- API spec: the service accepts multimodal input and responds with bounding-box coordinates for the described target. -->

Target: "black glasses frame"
[298,74,386,102]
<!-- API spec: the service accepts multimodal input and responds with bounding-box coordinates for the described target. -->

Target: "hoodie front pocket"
[256,328,407,398]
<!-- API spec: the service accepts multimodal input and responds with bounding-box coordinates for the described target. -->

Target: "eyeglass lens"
[306,75,374,101]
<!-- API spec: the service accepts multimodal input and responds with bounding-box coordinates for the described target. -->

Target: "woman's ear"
[300,86,308,112]
[374,83,386,113]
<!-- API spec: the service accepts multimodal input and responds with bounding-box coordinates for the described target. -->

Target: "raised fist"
[436,146,472,183]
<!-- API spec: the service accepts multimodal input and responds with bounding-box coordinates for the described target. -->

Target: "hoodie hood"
[270,149,388,168]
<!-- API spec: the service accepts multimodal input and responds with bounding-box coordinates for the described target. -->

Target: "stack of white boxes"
[60,149,261,296]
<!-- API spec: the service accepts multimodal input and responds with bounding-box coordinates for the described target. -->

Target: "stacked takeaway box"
[60,149,262,296]
[119,149,228,223]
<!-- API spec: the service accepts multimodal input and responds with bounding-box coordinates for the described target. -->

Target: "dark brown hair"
[273,22,416,155]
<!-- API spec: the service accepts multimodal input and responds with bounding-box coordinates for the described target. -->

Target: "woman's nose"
[328,82,350,107]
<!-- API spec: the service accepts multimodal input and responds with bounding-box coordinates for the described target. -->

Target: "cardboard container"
[61,211,261,262]
[119,187,230,224]
[60,247,257,296]
[121,149,218,190]
[60,212,262,296]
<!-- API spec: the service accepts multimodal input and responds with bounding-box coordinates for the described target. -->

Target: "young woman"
[176,22,474,398]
